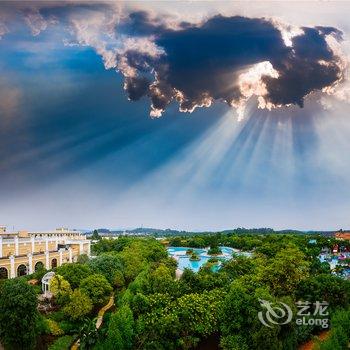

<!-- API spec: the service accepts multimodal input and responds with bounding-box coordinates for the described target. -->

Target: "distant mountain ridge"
[84,227,340,237]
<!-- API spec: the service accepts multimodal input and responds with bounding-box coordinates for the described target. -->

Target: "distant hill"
[84,227,340,237]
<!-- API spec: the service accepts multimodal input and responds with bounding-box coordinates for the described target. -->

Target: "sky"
[0,1,350,231]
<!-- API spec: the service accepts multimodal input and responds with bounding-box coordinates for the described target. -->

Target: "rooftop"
[0,227,82,238]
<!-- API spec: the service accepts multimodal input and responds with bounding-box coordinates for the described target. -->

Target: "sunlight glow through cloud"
[235,61,279,120]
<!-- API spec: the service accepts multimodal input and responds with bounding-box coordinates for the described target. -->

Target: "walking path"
[298,330,330,350]
[71,293,115,350]
[96,294,114,329]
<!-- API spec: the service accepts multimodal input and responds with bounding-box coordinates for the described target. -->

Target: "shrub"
[80,274,112,306]
[50,274,72,305]
[63,289,93,320]
[36,315,50,335]
[59,320,79,334]
[48,335,74,350]
[47,319,64,336]
[49,310,66,322]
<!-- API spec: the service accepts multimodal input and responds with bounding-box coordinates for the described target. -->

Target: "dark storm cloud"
[119,12,344,116]
[0,4,346,117]
[119,10,192,37]
[263,26,343,107]
[120,10,164,36]
[125,76,150,100]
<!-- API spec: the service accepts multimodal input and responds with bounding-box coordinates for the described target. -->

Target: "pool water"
[177,255,215,272]
[319,254,341,270]
[168,246,249,272]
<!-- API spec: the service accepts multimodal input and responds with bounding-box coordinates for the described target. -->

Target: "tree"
[143,240,168,262]
[77,254,90,264]
[92,229,101,240]
[114,270,125,289]
[107,305,134,350]
[208,245,222,255]
[79,317,99,350]
[80,274,112,306]
[179,268,202,293]
[119,249,148,283]
[220,280,283,350]
[221,255,257,279]
[169,237,182,247]
[258,245,310,296]
[189,251,200,261]
[310,260,331,275]
[49,274,72,305]
[0,279,40,349]
[149,264,175,294]
[63,289,93,320]
[135,289,225,349]
[88,253,123,285]
[56,263,92,289]
[319,309,350,350]
[174,289,225,348]
[188,237,206,248]
[296,274,350,311]
[128,269,152,296]
[91,237,131,255]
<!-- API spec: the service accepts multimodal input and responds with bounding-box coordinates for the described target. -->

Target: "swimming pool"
[167,246,250,272]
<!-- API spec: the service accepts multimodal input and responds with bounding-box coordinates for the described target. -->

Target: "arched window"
[51,258,57,269]
[0,267,8,279]
[35,261,44,272]
[17,264,27,277]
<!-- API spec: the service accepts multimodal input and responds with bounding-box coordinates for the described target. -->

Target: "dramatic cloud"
[118,12,346,118]
[23,8,57,36]
[0,3,348,119]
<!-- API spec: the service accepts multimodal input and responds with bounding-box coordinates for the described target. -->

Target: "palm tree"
[79,317,99,350]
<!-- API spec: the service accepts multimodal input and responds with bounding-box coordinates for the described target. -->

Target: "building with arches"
[0,227,91,279]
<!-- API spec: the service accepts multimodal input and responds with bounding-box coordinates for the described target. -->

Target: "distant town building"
[0,227,90,279]
[335,231,350,241]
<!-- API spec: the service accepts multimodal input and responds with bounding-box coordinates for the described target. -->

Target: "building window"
[35,261,44,272]
[17,264,27,277]
[51,258,57,269]
[0,267,8,279]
